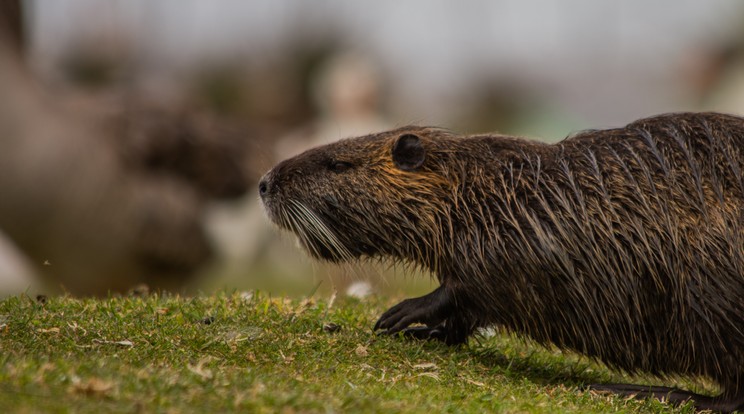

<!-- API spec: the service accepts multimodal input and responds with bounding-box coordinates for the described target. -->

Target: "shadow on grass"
[448,331,717,407]
[466,338,607,387]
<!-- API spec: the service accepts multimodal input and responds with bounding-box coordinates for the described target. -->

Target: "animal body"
[259,112,744,412]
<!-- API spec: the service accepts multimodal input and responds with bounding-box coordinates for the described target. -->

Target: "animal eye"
[329,160,353,173]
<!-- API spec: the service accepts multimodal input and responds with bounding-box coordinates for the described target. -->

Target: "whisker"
[287,199,354,262]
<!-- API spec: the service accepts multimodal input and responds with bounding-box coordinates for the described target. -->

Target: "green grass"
[0,292,703,413]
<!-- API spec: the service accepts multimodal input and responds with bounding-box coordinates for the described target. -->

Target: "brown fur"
[260,112,744,411]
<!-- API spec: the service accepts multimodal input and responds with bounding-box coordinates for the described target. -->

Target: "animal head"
[259,127,457,266]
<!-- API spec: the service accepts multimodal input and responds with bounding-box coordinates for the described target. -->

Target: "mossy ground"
[0,292,705,413]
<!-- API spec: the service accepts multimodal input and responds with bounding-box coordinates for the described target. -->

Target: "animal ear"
[392,134,426,171]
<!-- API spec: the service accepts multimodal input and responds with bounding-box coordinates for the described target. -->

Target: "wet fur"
[260,112,744,411]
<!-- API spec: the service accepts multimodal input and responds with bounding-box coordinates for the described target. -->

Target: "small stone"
[323,323,341,333]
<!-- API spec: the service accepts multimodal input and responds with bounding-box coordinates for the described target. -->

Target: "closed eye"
[329,160,353,173]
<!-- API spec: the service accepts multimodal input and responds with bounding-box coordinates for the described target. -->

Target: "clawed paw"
[373,297,437,334]
[399,325,447,341]
[373,286,468,345]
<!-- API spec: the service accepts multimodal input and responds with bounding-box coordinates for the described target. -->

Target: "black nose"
[258,175,270,198]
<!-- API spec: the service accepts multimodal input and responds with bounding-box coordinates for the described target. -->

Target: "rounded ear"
[392,134,426,171]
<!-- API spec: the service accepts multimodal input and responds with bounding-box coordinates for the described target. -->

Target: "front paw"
[373,296,443,335]
[399,325,448,341]
[373,286,460,341]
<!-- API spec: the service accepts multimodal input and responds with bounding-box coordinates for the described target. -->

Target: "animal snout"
[258,174,272,199]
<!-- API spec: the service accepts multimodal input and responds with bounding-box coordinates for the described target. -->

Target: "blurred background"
[2,0,744,298]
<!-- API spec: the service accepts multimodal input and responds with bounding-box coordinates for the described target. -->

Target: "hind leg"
[588,383,744,413]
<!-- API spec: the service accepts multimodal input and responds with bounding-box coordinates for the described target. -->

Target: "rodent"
[259,112,744,412]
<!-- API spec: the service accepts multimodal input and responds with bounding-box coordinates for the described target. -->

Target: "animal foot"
[374,286,468,345]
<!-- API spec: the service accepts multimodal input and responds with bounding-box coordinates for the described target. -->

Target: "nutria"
[259,112,744,412]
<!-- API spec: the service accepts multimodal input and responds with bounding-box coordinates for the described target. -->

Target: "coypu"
[259,112,744,412]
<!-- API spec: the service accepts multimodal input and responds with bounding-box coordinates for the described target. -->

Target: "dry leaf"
[71,377,114,396]
[355,344,368,357]
[464,378,486,387]
[188,358,214,380]
[415,372,441,381]
[92,339,133,347]
[413,362,438,370]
